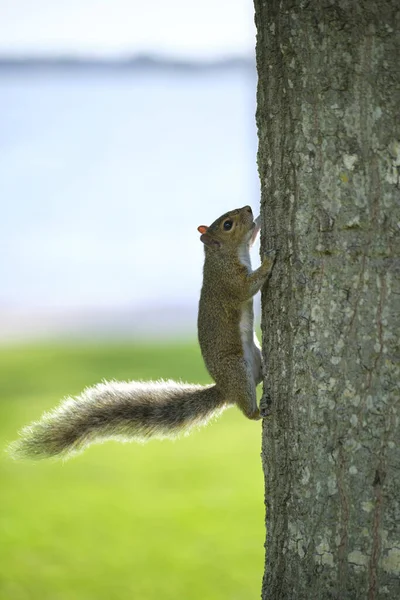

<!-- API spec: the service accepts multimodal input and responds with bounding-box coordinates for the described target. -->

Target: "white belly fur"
[238,242,260,380]
[240,301,255,370]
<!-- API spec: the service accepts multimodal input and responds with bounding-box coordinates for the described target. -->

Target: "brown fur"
[7,206,275,460]
[8,381,228,459]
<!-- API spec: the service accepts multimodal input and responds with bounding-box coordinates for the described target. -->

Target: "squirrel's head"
[197,206,258,251]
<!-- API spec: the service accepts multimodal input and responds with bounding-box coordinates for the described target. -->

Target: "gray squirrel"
[8,206,275,460]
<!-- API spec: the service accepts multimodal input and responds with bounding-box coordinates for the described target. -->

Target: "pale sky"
[0,0,255,58]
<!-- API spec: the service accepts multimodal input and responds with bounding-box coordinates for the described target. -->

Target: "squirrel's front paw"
[261,249,278,278]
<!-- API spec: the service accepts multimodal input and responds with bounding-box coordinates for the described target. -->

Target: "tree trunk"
[254,1,400,598]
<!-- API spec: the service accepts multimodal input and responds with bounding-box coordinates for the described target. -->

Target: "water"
[0,66,260,336]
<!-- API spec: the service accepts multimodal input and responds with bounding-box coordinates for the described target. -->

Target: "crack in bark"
[336,441,350,594]
[368,465,385,600]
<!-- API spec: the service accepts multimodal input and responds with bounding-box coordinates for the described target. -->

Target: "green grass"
[0,341,265,600]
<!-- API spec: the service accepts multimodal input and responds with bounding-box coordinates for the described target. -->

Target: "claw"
[259,388,273,418]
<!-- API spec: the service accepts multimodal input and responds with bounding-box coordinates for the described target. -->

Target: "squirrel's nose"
[243,205,253,215]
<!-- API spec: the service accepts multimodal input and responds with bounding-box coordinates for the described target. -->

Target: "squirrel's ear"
[197,225,208,234]
[199,233,221,249]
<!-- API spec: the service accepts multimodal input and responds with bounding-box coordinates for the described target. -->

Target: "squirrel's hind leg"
[251,342,273,418]
[222,358,260,421]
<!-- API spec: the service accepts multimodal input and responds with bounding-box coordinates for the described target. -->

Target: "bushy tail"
[7,380,228,460]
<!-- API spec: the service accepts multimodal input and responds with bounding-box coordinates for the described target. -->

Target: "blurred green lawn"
[0,341,265,600]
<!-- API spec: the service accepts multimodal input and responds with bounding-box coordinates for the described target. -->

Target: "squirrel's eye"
[223,220,233,231]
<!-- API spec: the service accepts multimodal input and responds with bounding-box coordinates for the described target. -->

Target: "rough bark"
[254,2,400,599]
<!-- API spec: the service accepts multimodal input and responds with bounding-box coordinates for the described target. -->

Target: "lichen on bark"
[254,1,400,598]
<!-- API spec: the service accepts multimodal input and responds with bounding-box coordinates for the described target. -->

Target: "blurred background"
[0,0,260,340]
[1,2,264,599]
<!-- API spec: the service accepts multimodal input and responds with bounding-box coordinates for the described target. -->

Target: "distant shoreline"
[0,54,254,73]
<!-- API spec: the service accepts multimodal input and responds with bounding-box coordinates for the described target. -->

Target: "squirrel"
[8,206,275,460]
